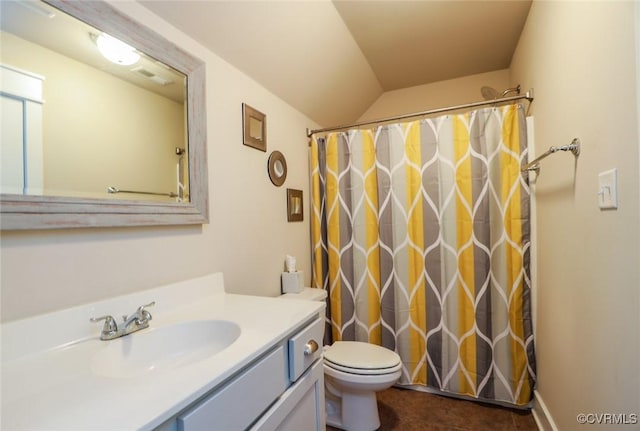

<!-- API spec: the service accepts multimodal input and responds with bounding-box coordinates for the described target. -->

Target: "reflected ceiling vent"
[130,66,173,86]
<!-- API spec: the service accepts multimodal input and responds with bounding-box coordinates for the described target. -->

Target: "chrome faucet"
[90,301,155,340]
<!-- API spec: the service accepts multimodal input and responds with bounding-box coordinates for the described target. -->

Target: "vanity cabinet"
[1,273,326,430]
[158,314,325,431]
[251,360,324,430]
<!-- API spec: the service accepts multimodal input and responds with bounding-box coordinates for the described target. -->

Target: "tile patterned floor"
[327,387,538,431]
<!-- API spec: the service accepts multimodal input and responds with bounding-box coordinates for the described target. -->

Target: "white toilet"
[281,288,402,431]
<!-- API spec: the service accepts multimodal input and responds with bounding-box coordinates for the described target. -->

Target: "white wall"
[510,1,640,430]
[0,1,317,322]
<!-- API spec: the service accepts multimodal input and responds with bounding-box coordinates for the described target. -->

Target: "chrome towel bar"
[107,186,177,198]
[521,138,580,174]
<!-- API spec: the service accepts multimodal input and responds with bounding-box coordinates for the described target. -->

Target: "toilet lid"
[324,341,401,372]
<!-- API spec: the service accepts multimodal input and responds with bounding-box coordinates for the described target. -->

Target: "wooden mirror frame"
[287,188,303,222]
[242,103,266,152]
[267,151,287,187]
[0,0,208,230]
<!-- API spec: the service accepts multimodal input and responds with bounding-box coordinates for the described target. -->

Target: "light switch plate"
[598,168,618,209]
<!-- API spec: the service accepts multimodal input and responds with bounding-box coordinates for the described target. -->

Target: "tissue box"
[282,271,304,294]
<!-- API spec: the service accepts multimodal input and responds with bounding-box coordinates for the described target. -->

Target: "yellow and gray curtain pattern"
[310,104,535,406]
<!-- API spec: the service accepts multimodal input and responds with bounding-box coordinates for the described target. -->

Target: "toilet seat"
[324,341,401,376]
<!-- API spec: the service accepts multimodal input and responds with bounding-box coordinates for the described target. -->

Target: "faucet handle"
[138,301,156,312]
[90,315,118,335]
[137,301,156,323]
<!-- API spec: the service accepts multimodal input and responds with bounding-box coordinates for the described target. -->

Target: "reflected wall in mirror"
[0,0,208,229]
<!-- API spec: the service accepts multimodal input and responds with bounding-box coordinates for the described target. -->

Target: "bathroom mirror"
[242,103,266,152]
[287,189,303,222]
[267,151,287,187]
[0,0,208,229]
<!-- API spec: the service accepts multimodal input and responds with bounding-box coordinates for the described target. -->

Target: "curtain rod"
[306,89,534,138]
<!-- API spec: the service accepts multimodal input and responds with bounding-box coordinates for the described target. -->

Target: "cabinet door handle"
[304,340,318,356]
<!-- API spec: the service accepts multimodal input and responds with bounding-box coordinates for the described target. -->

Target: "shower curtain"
[310,104,536,406]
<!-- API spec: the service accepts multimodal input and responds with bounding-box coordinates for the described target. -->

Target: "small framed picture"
[242,103,266,152]
[287,189,303,222]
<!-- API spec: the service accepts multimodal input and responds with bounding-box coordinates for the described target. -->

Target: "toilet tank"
[281,287,327,302]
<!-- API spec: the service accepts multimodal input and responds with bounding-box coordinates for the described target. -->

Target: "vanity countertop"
[1,273,324,430]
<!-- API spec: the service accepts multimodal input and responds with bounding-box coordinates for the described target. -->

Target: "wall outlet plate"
[598,168,618,210]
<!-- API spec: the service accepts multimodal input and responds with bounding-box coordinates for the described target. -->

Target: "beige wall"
[510,1,639,430]
[1,31,184,199]
[358,69,511,122]
[0,1,317,322]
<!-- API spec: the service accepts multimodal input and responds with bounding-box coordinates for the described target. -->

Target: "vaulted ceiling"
[140,0,532,127]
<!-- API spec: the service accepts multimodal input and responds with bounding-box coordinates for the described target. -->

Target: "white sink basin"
[91,320,241,378]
